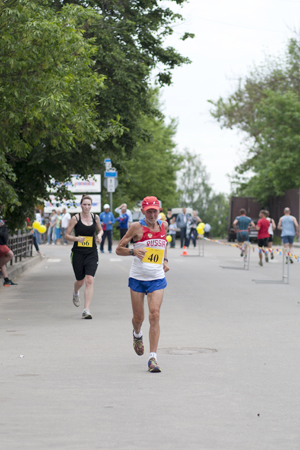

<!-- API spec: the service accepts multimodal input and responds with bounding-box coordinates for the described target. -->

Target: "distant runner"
[265,210,276,260]
[65,195,103,319]
[256,210,270,266]
[278,207,299,264]
[233,209,255,261]
[116,196,169,373]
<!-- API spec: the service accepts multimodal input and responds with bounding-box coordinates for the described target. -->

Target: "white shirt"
[115,208,133,223]
[61,212,71,228]
[35,213,41,223]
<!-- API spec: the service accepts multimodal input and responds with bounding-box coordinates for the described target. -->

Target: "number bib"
[142,248,164,265]
[78,236,93,247]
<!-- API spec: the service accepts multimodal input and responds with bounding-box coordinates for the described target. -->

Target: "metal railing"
[7,232,33,265]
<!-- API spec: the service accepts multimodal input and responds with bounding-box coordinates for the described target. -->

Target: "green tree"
[178,149,212,212]
[177,149,229,237]
[209,35,300,203]
[111,91,182,211]
[0,0,119,228]
[53,0,194,165]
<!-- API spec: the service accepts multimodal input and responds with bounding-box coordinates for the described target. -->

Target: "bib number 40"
[142,248,164,265]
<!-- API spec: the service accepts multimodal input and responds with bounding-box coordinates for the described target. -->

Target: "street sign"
[104,158,112,171]
[104,178,118,192]
[104,170,118,178]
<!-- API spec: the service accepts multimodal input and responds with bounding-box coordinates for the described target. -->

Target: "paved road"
[1,240,300,449]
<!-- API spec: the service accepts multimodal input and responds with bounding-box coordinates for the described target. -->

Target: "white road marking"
[47,259,61,262]
[110,258,122,262]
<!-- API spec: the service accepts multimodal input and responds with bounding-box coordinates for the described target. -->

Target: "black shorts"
[71,251,98,280]
[258,238,269,248]
[268,234,273,243]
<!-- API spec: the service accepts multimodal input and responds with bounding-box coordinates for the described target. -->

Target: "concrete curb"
[6,255,44,281]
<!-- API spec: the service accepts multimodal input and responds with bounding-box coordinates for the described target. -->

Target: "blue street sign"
[104,158,111,163]
[104,171,118,178]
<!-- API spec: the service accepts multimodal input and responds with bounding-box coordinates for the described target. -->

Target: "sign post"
[104,158,118,211]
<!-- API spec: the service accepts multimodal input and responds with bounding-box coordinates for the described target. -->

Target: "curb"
[6,255,44,281]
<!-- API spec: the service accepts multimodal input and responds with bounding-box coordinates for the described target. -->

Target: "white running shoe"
[73,292,80,307]
[82,309,92,319]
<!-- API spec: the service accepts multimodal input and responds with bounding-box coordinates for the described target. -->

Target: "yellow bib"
[142,248,164,265]
[78,236,93,247]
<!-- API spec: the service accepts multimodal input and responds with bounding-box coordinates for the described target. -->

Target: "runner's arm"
[293,217,299,236]
[64,216,85,243]
[277,218,282,230]
[163,245,169,273]
[115,223,146,259]
[95,216,103,243]
[249,221,255,229]
[272,219,276,230]
[163,220,169,233]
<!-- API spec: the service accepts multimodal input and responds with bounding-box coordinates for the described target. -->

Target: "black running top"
[72,213,97,254]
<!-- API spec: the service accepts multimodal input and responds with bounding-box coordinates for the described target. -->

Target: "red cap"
[142,196,160,211]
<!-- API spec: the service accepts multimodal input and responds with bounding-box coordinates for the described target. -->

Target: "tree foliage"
[110,90,182,211]
[53,0,194,164]
[177,150,229,237]
[209,35,300,204]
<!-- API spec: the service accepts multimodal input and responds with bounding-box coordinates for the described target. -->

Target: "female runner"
[65,195,103,319]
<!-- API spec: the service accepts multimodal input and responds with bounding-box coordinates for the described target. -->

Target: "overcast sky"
[160,0,300,194]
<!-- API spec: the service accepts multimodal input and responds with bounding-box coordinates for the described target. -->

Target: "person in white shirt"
[115,203,133,226]
[61,208,71,245]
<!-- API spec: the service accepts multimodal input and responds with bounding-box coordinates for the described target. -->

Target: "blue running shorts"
[282,235,294,244]
[128,277,167,294]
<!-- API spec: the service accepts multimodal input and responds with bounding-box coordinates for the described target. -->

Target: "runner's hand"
[96,234,102,244]
[163,260,170,273]
[77,236,85,243]
[134,248,147,260]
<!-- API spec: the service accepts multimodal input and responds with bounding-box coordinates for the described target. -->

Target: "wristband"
[164,258,168,262]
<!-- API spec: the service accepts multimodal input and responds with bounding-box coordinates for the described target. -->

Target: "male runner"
[233,209,255,260]
[278,207,299,264]
[116,196,169,373]
[256,210,270,266]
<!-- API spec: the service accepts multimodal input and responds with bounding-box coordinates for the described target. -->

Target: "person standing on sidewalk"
[55,210,62,244]
[278,207,299,264]
[115,203,133,227]
[61,208,71,245]
[0,219,17,286]
[46,210,57,245]
[176,207,191,248]
[116,205,129,247]
[116,196,169,373]
[256,210,270,266]
[99,204,115,253]
[168,217,177,248]
[65,195,103,319]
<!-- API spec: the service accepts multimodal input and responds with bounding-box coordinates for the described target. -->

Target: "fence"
[7,232,33,265]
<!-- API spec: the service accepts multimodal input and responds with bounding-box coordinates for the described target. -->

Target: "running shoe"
[240,249,244,257]
[82,309,92,319]
[265,254,269,263]
[133,332,144,356]
[290,258,294,264]
[148,358,161,373]
[3,279,18,286]
[73,292,80,307]
[258,261,263,266]
[271,253,274,260]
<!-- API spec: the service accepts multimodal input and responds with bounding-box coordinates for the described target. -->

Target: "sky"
[160,0,300,194]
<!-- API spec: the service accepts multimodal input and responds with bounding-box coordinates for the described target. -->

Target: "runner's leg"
[83,275,94,310]
[130,289,145,334]
[147,289,164,353]
[74,278,85,295]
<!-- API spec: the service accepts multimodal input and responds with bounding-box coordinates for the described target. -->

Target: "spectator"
[158,207,166,221]
[99,204,115,253]
[278,207,299,264]
[116,205,129,247]
[176,207,191,248]
[0,218,17,286]
[115,203,133,227]
[55,210,62,243]
[31,228,45,258]
[204,223,211,238]
[34,208,42,247]
[187,211,201,247]
[168,217,177,248]
[166,208,175,226]
[46,210,57,245]
[61,208,71,245]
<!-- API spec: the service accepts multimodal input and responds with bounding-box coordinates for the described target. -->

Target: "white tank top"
[129,219,167,281]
